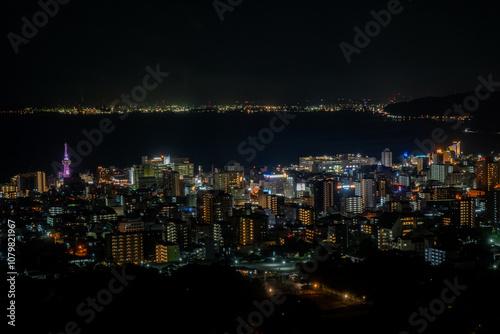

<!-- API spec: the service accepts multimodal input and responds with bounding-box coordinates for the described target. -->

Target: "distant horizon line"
[2,90,489,111]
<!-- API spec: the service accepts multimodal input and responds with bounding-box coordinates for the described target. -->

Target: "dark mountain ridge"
[385,92,500,132]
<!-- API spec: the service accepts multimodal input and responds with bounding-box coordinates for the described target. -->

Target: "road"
[231,260,297,273]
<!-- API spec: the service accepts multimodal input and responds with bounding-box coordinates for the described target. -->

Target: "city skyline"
[3,140,481,183]
[2,1,500,333]
[2,139,500,333]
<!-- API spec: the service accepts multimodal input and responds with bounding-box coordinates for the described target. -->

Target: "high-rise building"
[171,160,194,178]
[284,176,295,199]
[486,190,500,224]
[342,196,363,215]
[377,177,388,204]
[476,157,500,191]
[451,198,476,228]
[118,219,144,233]
[354,181,361,196]
[398,175,410,187]
[16,171,46,194]
[381,148,393,167]
[416,156,429,174]
[200,191,233,224]
[155,242,180,263]
[106,232,144,264]
[298,206,315,225]
[361,178,376,209]
[173,220,192,249]
[425,248,447,266]
[430,164,447,183]
[432,152,444,165]
[163,169,183,196]
[238,214,268,246]
[258,191,278,215]
[313,180,336,214]
[132,156,190,189]
[36,171,46,192]
[455,141,461,156]
[0,186,17,199]
[443,150,456,164]
[163,222,178,244]
[131,164,156,188]
[448,141,461,157]
[214,171,243,195]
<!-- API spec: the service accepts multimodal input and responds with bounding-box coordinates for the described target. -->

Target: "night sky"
[1,0,500,108]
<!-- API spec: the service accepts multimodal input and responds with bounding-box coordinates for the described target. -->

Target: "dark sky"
[1,0,500,108]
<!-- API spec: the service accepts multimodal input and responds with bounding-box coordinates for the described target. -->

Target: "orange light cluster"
[468,189,485,198]
[69,245,88,257]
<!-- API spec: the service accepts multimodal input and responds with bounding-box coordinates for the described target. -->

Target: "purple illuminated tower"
[60,143,71,178]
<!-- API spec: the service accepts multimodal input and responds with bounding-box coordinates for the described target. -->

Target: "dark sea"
[0,111,498,182]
